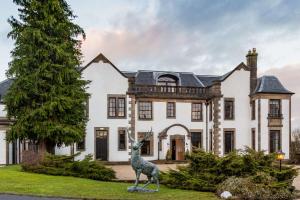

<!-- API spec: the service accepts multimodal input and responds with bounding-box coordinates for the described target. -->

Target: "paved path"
[0,194,74,200]
[108,163,186,180]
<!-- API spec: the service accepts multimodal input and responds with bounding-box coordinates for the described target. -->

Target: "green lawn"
[0,166,218,200]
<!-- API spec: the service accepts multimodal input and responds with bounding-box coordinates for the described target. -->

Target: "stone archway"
[158,124,191,161]
[158,123,191,139]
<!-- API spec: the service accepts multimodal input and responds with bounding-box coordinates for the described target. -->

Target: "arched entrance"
[158,124,191,161]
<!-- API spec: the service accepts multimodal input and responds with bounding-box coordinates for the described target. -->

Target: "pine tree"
[4,0,89,150]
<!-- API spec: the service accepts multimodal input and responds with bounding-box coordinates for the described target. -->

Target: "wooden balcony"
[128,85,214,99]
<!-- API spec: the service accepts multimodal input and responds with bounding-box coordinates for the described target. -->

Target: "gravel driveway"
[108,163,186,180]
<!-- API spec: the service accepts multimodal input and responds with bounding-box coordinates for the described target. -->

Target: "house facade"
[0,49,294,164]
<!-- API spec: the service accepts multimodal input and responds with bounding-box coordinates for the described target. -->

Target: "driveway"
[108,163,186,180]
[0,194,75,200]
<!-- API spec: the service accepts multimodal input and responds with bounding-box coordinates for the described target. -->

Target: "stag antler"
[141,127,153,143]
[127,128,135,143]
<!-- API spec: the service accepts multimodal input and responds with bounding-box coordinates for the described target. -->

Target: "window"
[77,135,86,151]
[108,96,126,118]
[191,132,202,149]
[269,99,281,118]
[251,129,255,150]
[210,129,213,152]
[157,75,177,86]
[118,129,126,151]
[270,130,281,153]
[191,103,203,121]
[138,132,153,156]
[251,100,255,120]
[167,102,176,118]
[209,102,213,121]
[224,131,234,154]
[224,99,234,120]
[138,101,152,120]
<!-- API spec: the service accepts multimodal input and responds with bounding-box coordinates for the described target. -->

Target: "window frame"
[209,129,213,152]
[224,98,235,120]
[251,128,255,150]
[138,132,154,156]
[166,102,176,118]
[118,128,127,151]
[77,134,86,151]
[138,101,153,120]
[251,100,256,120]
[269,130,281,153]
[223,129,235,154]
[209,102,213,121]
[191,131,203,149]
[191,103,203,121]
[269,99,282,118]
[107,95,127,119]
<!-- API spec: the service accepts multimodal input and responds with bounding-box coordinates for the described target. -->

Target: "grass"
[0,165,218,200]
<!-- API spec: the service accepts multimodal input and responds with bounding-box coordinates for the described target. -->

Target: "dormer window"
[157,75,178,93]
[157,75,178,86]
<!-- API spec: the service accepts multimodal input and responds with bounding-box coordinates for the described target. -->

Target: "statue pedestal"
[127,186,158,193]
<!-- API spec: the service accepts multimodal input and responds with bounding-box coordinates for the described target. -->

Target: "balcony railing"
[128,85,213,99]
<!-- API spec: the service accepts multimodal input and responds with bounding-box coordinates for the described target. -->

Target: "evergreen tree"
[4,0,89,149]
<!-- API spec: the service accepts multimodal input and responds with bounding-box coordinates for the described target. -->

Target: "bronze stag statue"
[127,128,160,192]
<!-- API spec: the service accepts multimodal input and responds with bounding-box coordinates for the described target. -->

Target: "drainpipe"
[205,102,209,152]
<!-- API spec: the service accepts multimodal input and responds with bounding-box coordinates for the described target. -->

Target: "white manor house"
[0,49,294,164]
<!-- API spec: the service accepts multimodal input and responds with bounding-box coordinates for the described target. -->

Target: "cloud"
[262,64,300,130]
[81,0,300,76]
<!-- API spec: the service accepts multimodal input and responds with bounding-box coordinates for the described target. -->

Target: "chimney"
[246,48,258,93]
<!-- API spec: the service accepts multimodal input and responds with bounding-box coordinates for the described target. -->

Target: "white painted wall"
[135,101,207,160]
[0,104,6,117]
[219,68,251,155]
[0,130,6,164]
[74,61,130,161]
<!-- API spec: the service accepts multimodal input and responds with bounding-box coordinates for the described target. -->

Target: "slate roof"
[0,79,14,102]
[131,70,206,87]
[196,75,221,87]
[253,76,294,94]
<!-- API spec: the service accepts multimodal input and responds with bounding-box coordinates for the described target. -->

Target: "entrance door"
[170,136,185,160]
[95,128,108,161]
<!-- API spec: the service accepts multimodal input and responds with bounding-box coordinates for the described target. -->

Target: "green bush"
[161,147,297,196]
[22,154,116,181]
[217,176,294,200]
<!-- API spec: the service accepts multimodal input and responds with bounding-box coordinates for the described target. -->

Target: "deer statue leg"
[142,176,152,189]
[152,170,160,192]
[134,169,142,187]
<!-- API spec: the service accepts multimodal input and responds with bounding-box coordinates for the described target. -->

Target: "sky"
[0,0,299,129]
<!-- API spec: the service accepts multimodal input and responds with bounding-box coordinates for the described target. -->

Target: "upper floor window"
[251,100,256,120]
[224,98,234,120]
[191,103,203,121]
[108,95,126,118]
[269,99,281,118]
[167,102,176,118]
[138,101,152,120]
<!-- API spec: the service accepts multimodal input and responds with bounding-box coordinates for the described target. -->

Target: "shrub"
[166,149,172,160]
[22,154,116,181]
[217,176,294,200]
[161,147,297,197]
